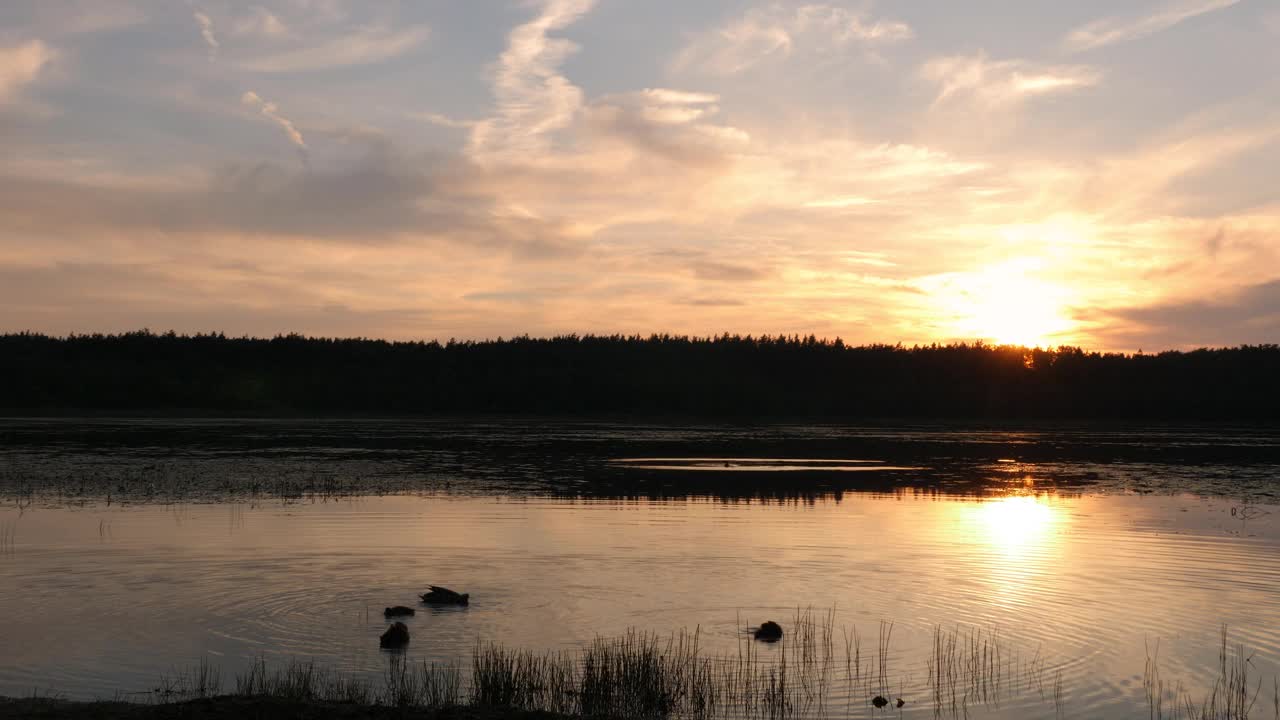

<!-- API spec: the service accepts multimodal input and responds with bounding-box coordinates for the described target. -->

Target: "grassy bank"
[6,613,1276,720]
[0,696,569,719]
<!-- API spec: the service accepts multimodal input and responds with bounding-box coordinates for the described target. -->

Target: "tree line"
[2,331,1278,419]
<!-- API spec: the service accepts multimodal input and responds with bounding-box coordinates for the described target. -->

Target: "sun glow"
[977,495,1058,550]
[959,494,1065,604]
[930,258,1078,347]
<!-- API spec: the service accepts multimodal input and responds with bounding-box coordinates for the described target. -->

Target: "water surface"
[2,491,1277,718]
[2,418,1278,718]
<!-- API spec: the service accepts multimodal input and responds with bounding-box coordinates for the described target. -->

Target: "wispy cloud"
[691,258,769,282]
[921,52,1101,106]
[803,196,878,209]
[240,25,429,72]
[232,7,289,39]
[469,0,597,162]
[585,87,749,167]
[1105,278,1280,347]
[242,91,307,161]
[0,40,55,103]
[792,4,913,42]
[673,3,912,76]
[1063,0,1241,52]
[413,112,477,130]
[603,88,722,127]
[1087,123,1280,216]
[193,11,219,58]
[642,89,720,106]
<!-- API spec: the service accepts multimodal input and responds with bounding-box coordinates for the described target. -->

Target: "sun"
[961,273,1073,346]
[938,259,1077,347]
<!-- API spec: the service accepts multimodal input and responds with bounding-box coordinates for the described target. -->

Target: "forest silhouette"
[3,331,1278,419]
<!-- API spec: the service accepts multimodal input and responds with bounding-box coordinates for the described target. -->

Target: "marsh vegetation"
[93,612,1278,720]
[3,418,1278,507]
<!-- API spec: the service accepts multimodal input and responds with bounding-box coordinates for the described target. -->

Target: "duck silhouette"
[754,621,783,642]
[420,585,470,605]
[380,622,410,649]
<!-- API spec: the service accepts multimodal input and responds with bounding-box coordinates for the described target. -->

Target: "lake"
[1,418,1278,718]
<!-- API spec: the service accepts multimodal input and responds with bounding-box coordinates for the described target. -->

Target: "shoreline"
[1,696,567,719]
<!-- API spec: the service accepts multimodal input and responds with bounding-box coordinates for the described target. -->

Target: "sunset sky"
[2,0,1277,350]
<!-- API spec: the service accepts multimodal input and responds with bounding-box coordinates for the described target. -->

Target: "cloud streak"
[193,11,219,58]
[242,91,307,161]
[240,25,428,72]
[1106,278,1280,347]
[921,52,1101,106]
[673,3,912,76]
[585,88,749,167]
[0,135,586,259]
[0,40,55,103]
[232,7,289,39]
[1064,0,1241,52]
[469,0,596,163]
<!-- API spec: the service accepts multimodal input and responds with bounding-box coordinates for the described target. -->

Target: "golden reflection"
[977,495,1058,551]
[953,494,1067,605]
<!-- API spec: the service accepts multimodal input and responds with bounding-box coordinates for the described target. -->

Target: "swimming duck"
[420,585,470,605]
[754,621,783,642]
[380,622,410,649]
[384,606,416,618]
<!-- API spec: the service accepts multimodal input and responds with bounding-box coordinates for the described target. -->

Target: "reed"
[1145,625,1273,720]
[139,658,222,705]
[131,616,1276,720]
[928,623,1013,717]
[0,518,15,555]
[580,630,689,718]
[384,655,462,708]
[471,642,577,712]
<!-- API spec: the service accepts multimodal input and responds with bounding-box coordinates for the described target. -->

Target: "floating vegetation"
[0,458,456,508]
[5,417,1278,508]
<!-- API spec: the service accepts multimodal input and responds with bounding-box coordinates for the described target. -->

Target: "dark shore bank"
[1,697,567,720]
[5,331,1279,419]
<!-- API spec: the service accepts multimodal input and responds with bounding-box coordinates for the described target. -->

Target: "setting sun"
[930,259,1077,347]
[1,0,1277,716]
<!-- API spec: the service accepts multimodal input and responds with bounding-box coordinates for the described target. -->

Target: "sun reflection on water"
[979,495,1059,551]
[955,494,1067,610]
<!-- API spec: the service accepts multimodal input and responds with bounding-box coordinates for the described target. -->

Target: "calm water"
[1,419,1279,718]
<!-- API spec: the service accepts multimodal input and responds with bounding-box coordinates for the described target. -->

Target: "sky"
[1,0,1278,350]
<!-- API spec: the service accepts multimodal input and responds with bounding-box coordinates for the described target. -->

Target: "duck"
[379,622,410,649]
[754,620,783,642]
[384,606,416,618]
[420,585,470,605]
